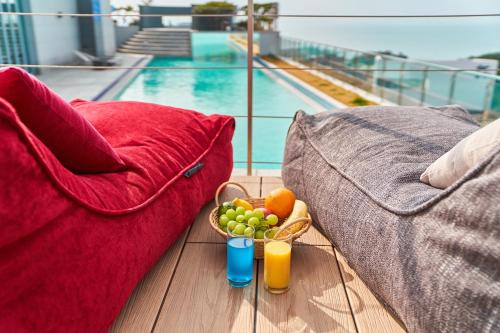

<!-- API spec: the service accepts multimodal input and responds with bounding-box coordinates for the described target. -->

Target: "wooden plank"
[153,243,256,333]
[335,249,407,333]
[256,245,357,333]
[109,230,189,333]
[231,175,261,183]
[187,177,261,243]
[261,177,332,246]
[260,176,283,184]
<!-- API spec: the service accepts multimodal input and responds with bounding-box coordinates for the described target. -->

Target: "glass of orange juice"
[263,229,292,294]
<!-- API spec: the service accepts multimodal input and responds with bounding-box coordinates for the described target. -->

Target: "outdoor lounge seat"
[0,73,235,332]
[282,105,500,332]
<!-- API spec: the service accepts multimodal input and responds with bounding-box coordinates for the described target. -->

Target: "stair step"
[136,32,191,37]
[131,36,191,42]
[120,45,191,51]
[127,38,190,45]
[119,28,192,56]
[118,48,192,56]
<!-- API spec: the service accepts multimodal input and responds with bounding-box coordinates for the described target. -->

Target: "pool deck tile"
[37,53,150,101]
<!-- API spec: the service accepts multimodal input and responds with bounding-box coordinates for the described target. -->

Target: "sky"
[111,0,500,60]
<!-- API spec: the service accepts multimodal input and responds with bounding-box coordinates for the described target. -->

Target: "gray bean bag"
[282,105,500,333]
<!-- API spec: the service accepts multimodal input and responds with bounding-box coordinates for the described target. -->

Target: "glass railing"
[279,36,500,117]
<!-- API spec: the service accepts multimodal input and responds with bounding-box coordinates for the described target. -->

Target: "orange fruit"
[264,187,296,220]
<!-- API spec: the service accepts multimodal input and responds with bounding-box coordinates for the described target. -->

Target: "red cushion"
[0,99,235,332]
[0,67,125,173]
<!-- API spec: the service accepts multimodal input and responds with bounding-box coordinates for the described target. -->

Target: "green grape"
[244,227,254,238]
[266,214,279,226]
[219,214,229,226]
[248,217,259,227]
[235,206,246,216]
[259,224,269,231]
[244,210,254,221]
[221,226,228,233]
[255,230,265,239]
[236,215,246,223]
[267,227,278,239]
[226,209,237,220]
[227,220,237,231]
[218,201,236,216]
[253,209,264,219]
[233,223,246,235]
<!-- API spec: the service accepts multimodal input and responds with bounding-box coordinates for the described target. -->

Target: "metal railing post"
[379,57,386,99]
[420,66,429,105]
[246,0,253,176]
[448,72,458,104]
[481,79,494,124]
[398,62,405,105]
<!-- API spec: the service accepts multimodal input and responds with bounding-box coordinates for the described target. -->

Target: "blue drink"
[227,237,254,287]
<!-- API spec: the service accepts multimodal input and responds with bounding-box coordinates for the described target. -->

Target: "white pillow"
[420,118,500,189]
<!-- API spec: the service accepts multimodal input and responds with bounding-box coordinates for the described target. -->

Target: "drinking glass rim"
[264,228,293,242]
[227,225,255,238]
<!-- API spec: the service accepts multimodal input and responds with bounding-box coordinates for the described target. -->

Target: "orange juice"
[264,240,291,293]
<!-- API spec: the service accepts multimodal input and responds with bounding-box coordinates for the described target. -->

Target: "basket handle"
[215,181,250,206]
[274,217,312,239]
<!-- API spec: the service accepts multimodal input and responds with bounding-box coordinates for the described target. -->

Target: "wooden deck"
[109,177,406,333]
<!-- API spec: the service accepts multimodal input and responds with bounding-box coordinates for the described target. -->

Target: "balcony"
[1,1,499,332]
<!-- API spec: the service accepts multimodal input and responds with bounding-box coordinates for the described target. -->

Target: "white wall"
[97,0,116,57]
[29,0,80,65]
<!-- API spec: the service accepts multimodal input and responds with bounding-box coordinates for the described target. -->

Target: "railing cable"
[1,12,500,18]
[0,64,498,73]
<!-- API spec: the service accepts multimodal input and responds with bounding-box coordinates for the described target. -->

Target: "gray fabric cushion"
[283,105,500,333]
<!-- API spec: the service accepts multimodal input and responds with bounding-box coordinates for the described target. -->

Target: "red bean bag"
[0,97,235,332]
[0,67,125,173]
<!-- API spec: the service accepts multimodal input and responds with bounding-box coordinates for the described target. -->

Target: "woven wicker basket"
[209,181,312,259]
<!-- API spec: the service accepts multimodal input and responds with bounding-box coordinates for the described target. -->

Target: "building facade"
[0,0,115,72]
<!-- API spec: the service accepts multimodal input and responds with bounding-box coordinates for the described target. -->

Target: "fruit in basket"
[225,209,237,220]
[236,215,245,223]
[227,220,238,231]
[244,210,254,221]
[255,230,265,239]
[280,200,308,234]
[235,206,246,216]
[232,197,253,211]
[266,214,279,226]
[266,227,279,239]
[244,227,254,237]
[234,223,246,235]
[247,217,259,227]
[253,208,265,219]
[259,223,269,231]
[256,208,273,217]
[264,187,296,219]
[219,214,229,226]
[218,201,236,216]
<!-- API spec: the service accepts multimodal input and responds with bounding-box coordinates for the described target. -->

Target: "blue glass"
[227,237,254,288]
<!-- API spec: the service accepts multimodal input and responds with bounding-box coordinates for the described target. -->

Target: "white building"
[0,0,115,70]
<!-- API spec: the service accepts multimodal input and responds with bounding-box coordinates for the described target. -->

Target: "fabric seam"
[295,120,500,216]
[8,107,234,215]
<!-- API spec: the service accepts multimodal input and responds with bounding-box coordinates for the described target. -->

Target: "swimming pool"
[115,32,332,170]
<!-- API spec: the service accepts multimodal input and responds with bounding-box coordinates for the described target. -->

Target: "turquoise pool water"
[115,33,319,169]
